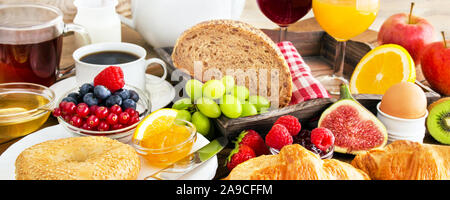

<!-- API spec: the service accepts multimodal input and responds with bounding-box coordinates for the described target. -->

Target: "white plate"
[50,75,175,112]
[0,125,217,180]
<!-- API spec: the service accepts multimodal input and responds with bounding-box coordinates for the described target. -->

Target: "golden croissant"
[351,140,450,180]
[225,144,370,180]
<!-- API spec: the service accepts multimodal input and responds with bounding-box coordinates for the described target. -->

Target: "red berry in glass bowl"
[89,105,99,114]
[111,123,124,130]
[52,108,62,117]
[69,115,83,127]
[125,108,138,118]
[97,121,110,131]
[119,112,130,124]
[128,115,140,125]
[110,104,122,114]
[76,103,90,118]
[81,123,94,131]
[106,113,119,125]
[310,127,335,152]
[86,115,100,128]
[62,102,76,115]
[95,106,109,119]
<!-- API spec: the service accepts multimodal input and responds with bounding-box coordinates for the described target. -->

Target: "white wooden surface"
[1,0,448,39]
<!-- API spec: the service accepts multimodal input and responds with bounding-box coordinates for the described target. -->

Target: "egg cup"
[376,102,428,144]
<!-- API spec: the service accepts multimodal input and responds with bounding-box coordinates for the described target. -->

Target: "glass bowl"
[57,84,151,143]
[269,145,334,159]
[131,119,197,169]
[0,82,56,143]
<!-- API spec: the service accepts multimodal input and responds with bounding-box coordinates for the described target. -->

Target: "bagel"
[15,136,141,180]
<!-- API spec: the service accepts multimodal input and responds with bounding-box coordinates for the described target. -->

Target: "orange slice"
[349,44,416,95]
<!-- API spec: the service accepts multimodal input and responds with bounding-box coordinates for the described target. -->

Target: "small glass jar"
[73,0,121,44]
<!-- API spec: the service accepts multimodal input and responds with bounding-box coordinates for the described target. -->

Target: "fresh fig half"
[318,84,387,155]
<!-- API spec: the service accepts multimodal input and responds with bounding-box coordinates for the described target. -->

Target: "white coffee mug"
[73,42,167,90]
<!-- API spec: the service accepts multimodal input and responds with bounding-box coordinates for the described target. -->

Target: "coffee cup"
[0,3,90,87]
[73,42,167,91]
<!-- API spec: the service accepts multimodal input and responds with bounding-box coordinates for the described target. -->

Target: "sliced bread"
[172,20,292,108]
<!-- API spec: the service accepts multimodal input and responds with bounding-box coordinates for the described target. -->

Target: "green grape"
[240,102,258,117]
[175,110,191,125]
[172,98,193,110]
[248,95,270,111]
[191,111,211,136]
[221,75,235,93]
[219,95,242,119]
[185,79,203,100]
[196,97,221,118]
[231,85,249,101]
[202,80,225,99]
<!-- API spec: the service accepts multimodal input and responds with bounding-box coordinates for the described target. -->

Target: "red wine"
[0,36,63,87]
[257,0,312,27]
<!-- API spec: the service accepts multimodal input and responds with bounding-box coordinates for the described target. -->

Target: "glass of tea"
[257,0,313,42]
[0,3,91,87]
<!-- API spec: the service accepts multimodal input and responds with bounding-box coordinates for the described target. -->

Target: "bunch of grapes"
[172,76,271,137]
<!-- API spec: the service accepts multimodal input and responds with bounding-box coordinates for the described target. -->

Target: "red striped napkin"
[277,41,330,105]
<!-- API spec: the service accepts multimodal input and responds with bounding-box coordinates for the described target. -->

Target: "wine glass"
[257,0,313,42]
[313,0,380,94]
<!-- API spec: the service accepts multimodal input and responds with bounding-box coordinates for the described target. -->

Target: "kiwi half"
[427,100,450,144]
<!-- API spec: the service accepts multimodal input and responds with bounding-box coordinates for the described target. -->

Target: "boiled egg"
[379,82,427,119]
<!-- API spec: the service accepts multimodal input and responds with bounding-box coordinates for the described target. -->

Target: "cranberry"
[106,113,119,125]
[52,108,62,117]
[89,105,99,113]
[62,102,76,115]
[128,116,140,125]
[110,104,122,114]
[118,112,130,124]
[97,121,110,131]
[95,106,109,119]
[59,101,67,109]
[125,108,138,118]
[111,123,124,130]
[76,103,90,118]
[86,115,100,127]
[81,123,94,130]
[63,114,72,122]
[69,115,83,127]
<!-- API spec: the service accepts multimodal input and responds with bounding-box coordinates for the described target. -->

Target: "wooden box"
[155,30,441,139]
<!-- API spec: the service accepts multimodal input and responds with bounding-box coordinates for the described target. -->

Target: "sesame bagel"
[172,20,292,108]
[15,136,140,180]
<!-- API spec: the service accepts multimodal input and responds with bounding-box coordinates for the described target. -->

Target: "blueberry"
[114,89,130,100]
[61,97,77,104]
[83,93,99,106]
[79,83,94,96]
[122,99,136,110]
[67,92,81,101]
[105,95,122,107]
[94,85,111,100]
[129,90,140,102]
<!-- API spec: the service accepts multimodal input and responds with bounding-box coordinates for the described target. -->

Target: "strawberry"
[310,127,335,152]
[93,66,125,93]
[274,115,301,136]
[235,130,269,156]
[226,144,256,171]
[265,124,293,150]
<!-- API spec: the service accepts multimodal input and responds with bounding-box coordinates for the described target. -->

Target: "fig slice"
[318,84,387,155]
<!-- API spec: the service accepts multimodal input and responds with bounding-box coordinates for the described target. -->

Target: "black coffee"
[80,51,140,65]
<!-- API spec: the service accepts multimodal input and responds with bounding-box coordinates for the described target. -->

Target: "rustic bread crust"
[172,20,292,107]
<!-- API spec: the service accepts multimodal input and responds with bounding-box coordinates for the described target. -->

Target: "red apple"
[421,38,450,96]
[378,5,435,65]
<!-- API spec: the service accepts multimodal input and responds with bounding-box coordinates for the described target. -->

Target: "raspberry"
[236,130,269,156]
[274,115,301,136]
[310,128,335,152]
[265,124,293,150]
[93,66,125,93]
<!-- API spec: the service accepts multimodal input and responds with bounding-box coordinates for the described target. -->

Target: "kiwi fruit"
[428,97,450,112]
[427,99,450,144]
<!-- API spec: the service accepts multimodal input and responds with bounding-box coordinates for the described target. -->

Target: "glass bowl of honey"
[131,118,198,169]
[56,84,151,143]
[0,82,56,143]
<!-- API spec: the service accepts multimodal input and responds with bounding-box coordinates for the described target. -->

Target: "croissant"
[351,140,450,180]
[225,144,370,180]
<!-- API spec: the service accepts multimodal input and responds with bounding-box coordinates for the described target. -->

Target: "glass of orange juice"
[313,0,379,94]
[132,118,197,169]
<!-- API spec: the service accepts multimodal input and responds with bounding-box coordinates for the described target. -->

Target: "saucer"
[50,75,175,112]
[0,125,218,180]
